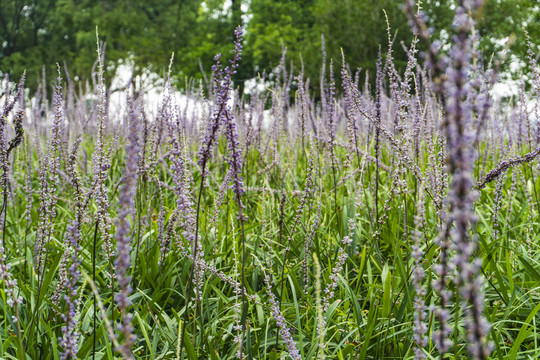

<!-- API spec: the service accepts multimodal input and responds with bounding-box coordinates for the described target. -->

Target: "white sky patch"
[223,0,232,13]
[109,63,207,124]
[491,81,520,98]
[244,77,268,95]
[201,0,232,19]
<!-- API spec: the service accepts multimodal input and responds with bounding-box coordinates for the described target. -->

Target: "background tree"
[1,0,202,90]
[0,0,538,95]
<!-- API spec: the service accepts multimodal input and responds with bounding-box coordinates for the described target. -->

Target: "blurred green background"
[0,0,538,93]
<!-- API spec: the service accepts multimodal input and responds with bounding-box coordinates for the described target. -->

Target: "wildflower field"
[1,1,540,359]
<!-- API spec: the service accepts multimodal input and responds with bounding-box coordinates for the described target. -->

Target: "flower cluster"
[0,246,23,316]
[262,265,302,360]
[58,221,82,360]
[411,186,428,359]
[113,95,141,359]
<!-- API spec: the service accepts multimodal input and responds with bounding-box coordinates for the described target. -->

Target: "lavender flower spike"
[261,264,302,360]
[411,185,427,359]
[180,28,245,356]
[445,1,491,358]
[113,96,140,359]
[0,245,23,314]
[59,221,82,360]
[221,26,251,356]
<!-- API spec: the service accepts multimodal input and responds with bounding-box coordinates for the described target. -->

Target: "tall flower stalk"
[260,259,302,360]
[219,25,250,357]
[29,70,64,349]
[411,185,427,359]
[113,91,140,359]
[0,244,24,359]
[405,1,492,357]
[0,72,25,250]
[446,2,492,358]
[180,26,245,358]
[58,221,82,360]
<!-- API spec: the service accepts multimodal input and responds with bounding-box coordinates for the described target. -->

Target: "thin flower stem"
[1,187,6,249]
[92,219,99,360]
[180,160,206,359]
[131,177,146,287]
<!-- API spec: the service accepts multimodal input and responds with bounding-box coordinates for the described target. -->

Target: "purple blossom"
[411,187,427,359]
[34,72,64,275]
[0,246,23,316]
[198,27,244,172]
[262,266,302,360]
[113,96,140,359]
[59,221,82,360]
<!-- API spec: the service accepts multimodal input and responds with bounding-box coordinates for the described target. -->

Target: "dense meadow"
[1,1,540,359]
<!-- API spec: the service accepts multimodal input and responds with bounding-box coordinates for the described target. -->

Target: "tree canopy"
[0,0,538,93]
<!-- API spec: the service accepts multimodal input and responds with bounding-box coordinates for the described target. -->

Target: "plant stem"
[92,219,99,360]
[180,160,206,359]
[1,187,7,249]
[132,176,145,287]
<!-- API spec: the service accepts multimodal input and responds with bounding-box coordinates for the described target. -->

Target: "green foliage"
[1,0,539,94]
[0,0,202,89]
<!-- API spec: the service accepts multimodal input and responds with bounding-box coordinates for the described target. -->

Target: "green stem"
[180,160,207,359]
[92,219,99,360]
